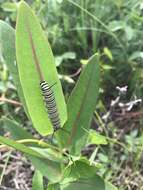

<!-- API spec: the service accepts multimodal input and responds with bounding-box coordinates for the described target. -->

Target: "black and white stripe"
[40,81,61,132]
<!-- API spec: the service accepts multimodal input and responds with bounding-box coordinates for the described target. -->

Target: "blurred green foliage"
[1,0,143,98]
[0,0,143,189]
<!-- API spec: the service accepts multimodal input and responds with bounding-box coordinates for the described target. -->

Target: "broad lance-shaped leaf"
[0,136,43,158]
[57,158,118,190]
[58,54,100,154]
[59,176,118,190]
[48,179,106,190]
[0,136,62,182]
[0,21,28,114]
[29,155,62,183]
[0,21,15,81]
[59,159,118,190]
[16,1,67,136]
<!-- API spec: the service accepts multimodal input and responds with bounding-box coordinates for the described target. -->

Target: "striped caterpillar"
[40,81,61,133]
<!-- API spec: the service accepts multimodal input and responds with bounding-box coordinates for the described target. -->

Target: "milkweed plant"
[0,1,118,190]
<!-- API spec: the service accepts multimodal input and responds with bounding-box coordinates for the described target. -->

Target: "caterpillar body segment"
[40,81,61,132]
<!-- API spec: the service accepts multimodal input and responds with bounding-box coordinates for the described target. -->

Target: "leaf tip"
[18,0,31,12]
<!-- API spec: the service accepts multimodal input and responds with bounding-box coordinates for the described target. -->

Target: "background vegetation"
[0,0,143,189]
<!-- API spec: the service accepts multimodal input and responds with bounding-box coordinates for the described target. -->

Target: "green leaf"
[0,136,43,158]
[129,51,143,61]
[28,155,62,183]
[87,130,108,145]
[125,26,134,41]
[0,21,16,91]
[16,1,67,136]
[58,54,100,154]
[1,117,33,140]
[105,181,118,190]
[60,175,105,190]
[63,159,98,183]
[60,158,118,190]
[47,183,60,190]
[55,52,76,66]
[0,20,28,115]
[47,179,118,190]
[1,2,17,12]
[108,20,125,32]
[46,158,117,189]
[0,136,62,182]
[31,147,67,163]
[60,176,118,190]
[103,47,113,61]
[32,170,44,190]
[98,153,108,163]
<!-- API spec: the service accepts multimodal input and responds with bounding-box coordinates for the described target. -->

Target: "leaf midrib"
[67,62,96,146]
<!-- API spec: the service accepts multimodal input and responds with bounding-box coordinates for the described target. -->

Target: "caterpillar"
[26,22,62,135]
[40,81,61,133]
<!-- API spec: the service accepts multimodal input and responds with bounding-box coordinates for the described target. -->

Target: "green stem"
[0,138,70,157]
[106,137,130,152]
[94,111,109,137]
